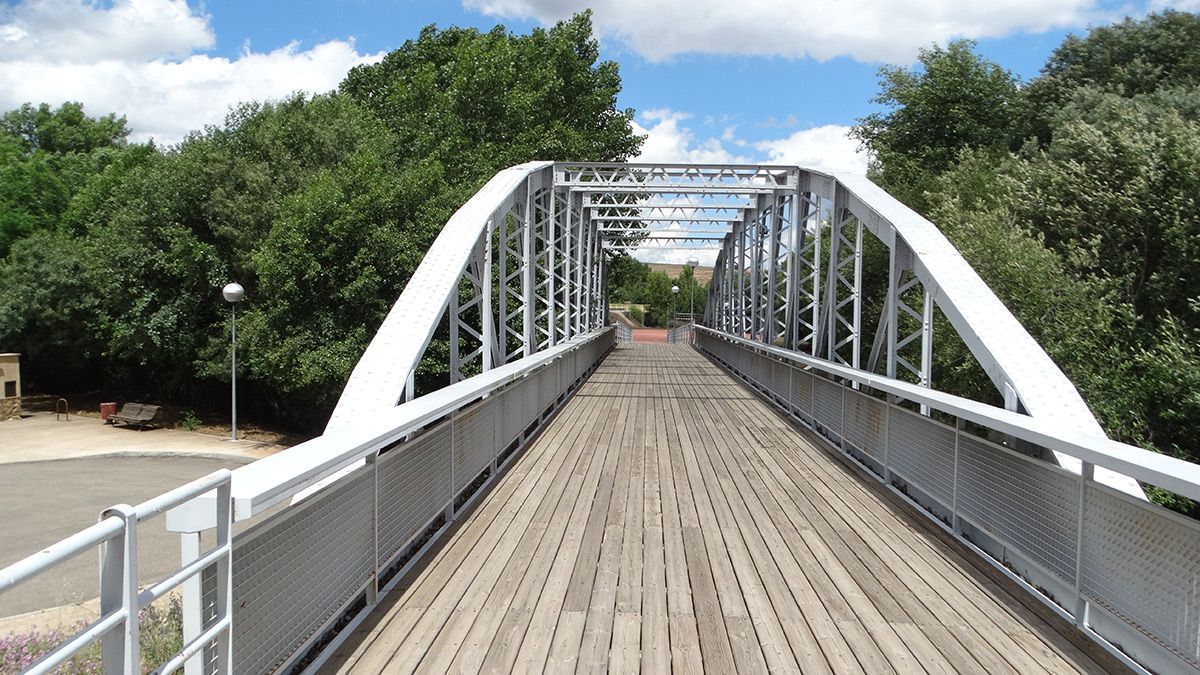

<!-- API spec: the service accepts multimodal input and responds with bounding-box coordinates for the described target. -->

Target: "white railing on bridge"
[175,327,613,674]
[666,322,695,345]
[696,326,1200,675]
[0,470,233,675]
[614,323,633,343]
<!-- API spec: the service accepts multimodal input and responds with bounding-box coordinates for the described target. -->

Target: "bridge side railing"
[667,323,695,344]
[167,326,613,675]
[0,470,233,675]
[695,326,1200,675]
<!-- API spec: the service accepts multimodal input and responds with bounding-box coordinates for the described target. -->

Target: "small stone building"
[0,353,20,420]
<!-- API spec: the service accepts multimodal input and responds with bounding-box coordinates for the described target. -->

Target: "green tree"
[1022,11,1200,143]
[0,16,644,430]
[607,253,649,303]
[2,102,128,155]
[1009,90,1200,332]
[341,11,641,186]
[0,231,105,391]
[851,40,1021,211]
[0,102,132,255]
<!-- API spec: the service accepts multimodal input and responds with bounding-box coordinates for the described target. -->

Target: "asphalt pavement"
[0,412,282,624]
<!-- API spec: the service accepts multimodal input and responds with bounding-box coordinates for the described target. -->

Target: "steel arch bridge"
[5,162,1200,675]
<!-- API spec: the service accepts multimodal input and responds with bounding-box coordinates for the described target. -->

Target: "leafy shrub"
[180,410,201,432]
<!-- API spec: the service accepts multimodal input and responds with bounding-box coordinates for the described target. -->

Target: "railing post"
[1073,460,1093,629]
[367,449,380,608]
[100,504,138,675]
[214,477,233,673]
[839,380,846,449]
[180,532,202,675]
[952,418,963,533]
[881,397,892,485]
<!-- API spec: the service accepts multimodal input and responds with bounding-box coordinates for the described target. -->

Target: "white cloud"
[0,0,382,145]
[0,0,213,62]
[632,108,749,164]
[756,124,868,176]
[631,245,720,266]
[1151,0,1200,8]
[465,0,1101,63]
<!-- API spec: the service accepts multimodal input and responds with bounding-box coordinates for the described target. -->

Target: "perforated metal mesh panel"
[790,368,812,416]
[887,407,955,506]
[957,435,1079,584]
[702,332,1200,672]
[769,359,790,401]
[454,397,498,490]
[843,390,885,463]
[191,336,612,675]
[1082,484,1200,667]
[378,422,452,564]
[499,382,528,449]
[735,344,751,375]
[812,377,843,438]
[753,352,770,388]
[229,469,374,674]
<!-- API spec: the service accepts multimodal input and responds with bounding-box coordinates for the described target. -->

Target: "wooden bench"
[109,403,162,430]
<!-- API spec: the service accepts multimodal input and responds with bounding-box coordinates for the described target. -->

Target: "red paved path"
[631,328,668,343]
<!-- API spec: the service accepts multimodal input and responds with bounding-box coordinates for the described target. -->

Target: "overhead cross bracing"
[320,344,1121,674]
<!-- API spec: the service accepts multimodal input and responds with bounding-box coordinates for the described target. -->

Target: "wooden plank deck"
[321,343,1125,674]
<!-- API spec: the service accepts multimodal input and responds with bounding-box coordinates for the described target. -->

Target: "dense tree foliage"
[0,14,640,430]
[608,254,707,327]
[0,102,131,255]
[341,14,640,182]
[853,11,1200,513]
[851,41,1022,211]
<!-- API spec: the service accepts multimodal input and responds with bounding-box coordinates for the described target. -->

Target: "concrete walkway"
[0,411,283,464]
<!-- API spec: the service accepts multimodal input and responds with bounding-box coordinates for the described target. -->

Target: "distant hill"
[647,263,714,285]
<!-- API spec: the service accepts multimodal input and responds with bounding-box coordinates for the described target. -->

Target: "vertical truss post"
[547,189,557,347]
[886,236,935,410]
[583,215,594,330]
[449,237,489,382]
[853,218,863,371]
[576,189,585,336]
[497,209,509,365]
[482,216,495,370]
[567,191,579,339]
[750,197,765,341]
[449,278,460,378]
[808,195,822,356]
[499,181,530,364]
[765,195,780,344]
[721,233,731,331]
[886,240,904,380]
[920,290,934,413]
[824,186,861,368]
[738,219,750,336]
[784,193,800,350]
[708,246,724,328]
[522,177,535,357]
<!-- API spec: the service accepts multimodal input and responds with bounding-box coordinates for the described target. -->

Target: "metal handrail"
[695,325,1200,503]
[167,326,615,531]
[0,469,233,675]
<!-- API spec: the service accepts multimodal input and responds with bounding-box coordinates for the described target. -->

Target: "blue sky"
[0,0,1191,174]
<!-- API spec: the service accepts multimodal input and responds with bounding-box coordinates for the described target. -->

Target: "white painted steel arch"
[327,162,548,431]
[326,161,1138,494]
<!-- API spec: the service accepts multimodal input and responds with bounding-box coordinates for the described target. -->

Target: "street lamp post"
[686,257,699,322]
[222,282,245,441]
[671,285,680,328]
